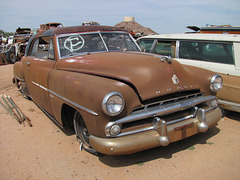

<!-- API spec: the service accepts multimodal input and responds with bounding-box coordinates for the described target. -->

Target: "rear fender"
[13,61,25,85]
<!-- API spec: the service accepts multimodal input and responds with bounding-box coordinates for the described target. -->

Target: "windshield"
[58,32,140,58]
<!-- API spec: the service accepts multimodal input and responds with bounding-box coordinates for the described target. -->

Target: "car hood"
[56,52,200,101]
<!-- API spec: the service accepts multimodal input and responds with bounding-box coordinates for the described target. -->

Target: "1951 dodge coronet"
[13,25,223,155]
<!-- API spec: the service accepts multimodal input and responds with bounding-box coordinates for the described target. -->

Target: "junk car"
[13,26,223,155]
[137,34,240,113]
[38,23,63,33]
[4,28,32,63]
[0,45,7,65]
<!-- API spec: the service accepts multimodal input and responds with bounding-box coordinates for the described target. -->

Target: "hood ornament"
[172,74,179,84]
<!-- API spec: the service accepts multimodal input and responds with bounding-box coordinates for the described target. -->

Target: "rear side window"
[179,41,234,65]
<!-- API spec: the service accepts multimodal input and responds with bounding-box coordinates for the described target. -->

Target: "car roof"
[139,33,240,42]
[40,25,127,36]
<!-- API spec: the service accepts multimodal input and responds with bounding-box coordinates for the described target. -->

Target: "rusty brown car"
[13,26,223,155]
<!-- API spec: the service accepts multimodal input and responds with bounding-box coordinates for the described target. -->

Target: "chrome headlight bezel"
[102,91,125,116]
[210,74,223,92]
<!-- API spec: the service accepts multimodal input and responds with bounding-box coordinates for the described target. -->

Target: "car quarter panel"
[217,73,240,111]
[13,61,24,83]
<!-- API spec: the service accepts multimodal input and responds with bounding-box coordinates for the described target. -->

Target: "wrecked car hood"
[56,52,200,101]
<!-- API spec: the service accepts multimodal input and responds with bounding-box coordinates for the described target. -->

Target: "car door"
[22,36,56,116]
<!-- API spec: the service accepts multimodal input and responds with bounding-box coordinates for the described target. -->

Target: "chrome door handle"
[26,62,30,69]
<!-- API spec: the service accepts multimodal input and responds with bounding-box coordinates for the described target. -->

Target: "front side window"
[58,32,140,59]
[179,41,234,65]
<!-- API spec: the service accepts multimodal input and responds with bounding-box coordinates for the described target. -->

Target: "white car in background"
[7,36,14,44]
[137,34,240,112]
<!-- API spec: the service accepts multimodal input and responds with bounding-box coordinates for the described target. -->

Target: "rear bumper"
[89,107,222,155]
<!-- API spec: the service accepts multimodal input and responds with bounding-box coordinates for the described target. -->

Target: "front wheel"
[73,111,98,155]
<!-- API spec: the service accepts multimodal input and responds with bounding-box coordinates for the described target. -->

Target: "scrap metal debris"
[0,95,32,127]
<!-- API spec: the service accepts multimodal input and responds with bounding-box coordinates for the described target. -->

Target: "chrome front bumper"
[90,107,222,155]
[105,95,218,138]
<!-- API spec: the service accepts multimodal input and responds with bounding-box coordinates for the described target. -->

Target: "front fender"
[48,69,141,137]
[182,64,217,96]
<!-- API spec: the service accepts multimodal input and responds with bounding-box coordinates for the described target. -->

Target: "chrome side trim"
[48,89,98,116]
[15,75,25,82]
[31,81,98,116]
[32,81,47,91]
[218,99,240,113]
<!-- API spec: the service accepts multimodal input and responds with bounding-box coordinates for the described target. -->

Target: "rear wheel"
[16,79,31,100]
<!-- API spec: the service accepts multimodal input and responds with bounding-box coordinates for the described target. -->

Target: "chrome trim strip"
[31,81,98,116]
[15,75,25,82]
[218,99,240,113]
[48,89,98,116]
[32,81,47,91]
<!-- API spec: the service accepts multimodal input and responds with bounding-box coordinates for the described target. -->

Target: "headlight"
[210,74,223,92]
[102,92,125,116]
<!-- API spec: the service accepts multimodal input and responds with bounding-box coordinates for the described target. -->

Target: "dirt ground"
[0,64,239,180]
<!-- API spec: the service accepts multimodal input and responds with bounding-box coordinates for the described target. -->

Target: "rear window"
[179,41,234,65]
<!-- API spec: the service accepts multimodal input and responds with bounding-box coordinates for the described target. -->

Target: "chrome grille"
[132,92,203,113]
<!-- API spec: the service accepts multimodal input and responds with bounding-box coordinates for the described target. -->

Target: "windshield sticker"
[64,35,85,52]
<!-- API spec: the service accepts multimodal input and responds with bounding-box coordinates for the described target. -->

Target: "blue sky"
[0,0,239,34]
